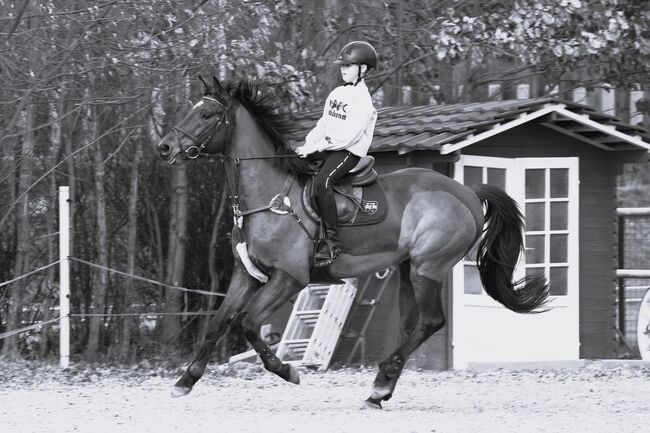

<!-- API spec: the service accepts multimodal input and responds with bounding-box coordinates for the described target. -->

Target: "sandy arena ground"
[1,361,650,433]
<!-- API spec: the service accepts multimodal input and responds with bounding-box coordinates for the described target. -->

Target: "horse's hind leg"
[173,262,260,396]
[366,263,446,409]
[240,269,304,384]
[397,261,419,342]
[366,261,418,406]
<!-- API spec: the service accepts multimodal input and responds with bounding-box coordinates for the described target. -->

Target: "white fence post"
[59,186,70,369]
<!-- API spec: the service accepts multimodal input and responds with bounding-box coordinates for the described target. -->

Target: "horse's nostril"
[158,143,171,156]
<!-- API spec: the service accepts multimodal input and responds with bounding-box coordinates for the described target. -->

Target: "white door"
[452,155,579,368]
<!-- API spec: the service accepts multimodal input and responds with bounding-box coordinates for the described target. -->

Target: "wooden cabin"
[269,98,650,370]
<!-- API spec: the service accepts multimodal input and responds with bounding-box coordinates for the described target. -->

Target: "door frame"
[451,155,580,368]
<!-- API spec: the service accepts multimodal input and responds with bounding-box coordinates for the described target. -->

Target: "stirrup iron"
[314,239,339,267]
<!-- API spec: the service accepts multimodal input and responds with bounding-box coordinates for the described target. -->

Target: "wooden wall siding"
[578,154,618,358]
[373,150,455,175]
[462,123,639,359]
[331,271,400,366]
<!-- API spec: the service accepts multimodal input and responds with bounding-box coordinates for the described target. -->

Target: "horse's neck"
[231,107,289,207]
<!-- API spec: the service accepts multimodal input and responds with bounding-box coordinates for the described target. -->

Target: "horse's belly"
[330,250,405,278]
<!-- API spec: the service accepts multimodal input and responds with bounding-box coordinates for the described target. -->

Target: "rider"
[295,41,378,267]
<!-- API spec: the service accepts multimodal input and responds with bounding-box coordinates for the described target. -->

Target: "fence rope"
[70,257,225,297]
[0,310,223,341]
[0,261,60,289]
[70,311,220,317]
[0,315,65,340]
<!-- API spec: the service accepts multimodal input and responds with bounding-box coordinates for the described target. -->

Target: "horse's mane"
[217,79,314,175]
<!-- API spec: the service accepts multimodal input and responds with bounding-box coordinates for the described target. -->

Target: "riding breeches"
[312,150,361,229]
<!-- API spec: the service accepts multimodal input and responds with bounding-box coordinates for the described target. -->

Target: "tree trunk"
[2,104,34,358]
[0,127,16,275]
[86,112,109,362]
[119,137,143,363]
[160,75,190,353]
[529,68,546,98]
[198,183,229,344]
[615,88,631,124]
[161,163,188,350]
[395,0,405,105]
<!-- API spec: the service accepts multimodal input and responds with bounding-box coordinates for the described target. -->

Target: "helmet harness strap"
[355,64,370,86]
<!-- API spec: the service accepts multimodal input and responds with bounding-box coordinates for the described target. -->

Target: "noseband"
[172,95,232,160]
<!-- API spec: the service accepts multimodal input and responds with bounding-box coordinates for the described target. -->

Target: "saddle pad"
[302,178,388,227]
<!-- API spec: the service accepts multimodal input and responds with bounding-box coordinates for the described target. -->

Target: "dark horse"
[156,76,548,408]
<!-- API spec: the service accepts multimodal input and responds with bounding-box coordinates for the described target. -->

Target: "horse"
[156,76,549,408]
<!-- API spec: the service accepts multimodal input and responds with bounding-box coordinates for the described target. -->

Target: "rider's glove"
[295,142,318,158]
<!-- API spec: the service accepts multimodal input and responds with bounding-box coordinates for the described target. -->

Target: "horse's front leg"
[172,262,260,397]
[240,269,305,384]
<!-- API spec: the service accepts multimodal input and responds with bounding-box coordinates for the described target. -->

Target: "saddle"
[302,156,388,226]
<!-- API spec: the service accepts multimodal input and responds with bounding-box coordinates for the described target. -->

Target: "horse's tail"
[472,184,549,313]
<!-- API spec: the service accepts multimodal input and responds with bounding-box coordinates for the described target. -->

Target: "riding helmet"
[333,41,377,69]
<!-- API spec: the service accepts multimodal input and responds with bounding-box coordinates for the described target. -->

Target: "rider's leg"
[313,150,360,264]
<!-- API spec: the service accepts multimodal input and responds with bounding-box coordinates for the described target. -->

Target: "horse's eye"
[201,109,216,119]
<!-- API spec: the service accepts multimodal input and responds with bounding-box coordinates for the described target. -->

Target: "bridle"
[168,92,316,242]
[171,95,232,161]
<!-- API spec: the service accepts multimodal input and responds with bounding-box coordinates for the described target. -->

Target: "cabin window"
[460,164,507,295]
[523,167,571,296]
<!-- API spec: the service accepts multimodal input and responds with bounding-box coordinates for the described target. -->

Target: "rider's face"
[340,64,360,83]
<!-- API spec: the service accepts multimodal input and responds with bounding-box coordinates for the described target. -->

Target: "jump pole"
[59,186,70,368]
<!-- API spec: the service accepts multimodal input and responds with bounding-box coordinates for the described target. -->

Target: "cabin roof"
[291,98,650,154]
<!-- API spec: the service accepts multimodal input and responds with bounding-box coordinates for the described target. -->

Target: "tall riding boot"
[314,225,340,267]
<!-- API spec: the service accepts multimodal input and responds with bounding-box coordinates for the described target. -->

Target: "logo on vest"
[328,99,348,120]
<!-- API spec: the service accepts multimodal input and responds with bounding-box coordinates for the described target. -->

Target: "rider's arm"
[305,111,326,148]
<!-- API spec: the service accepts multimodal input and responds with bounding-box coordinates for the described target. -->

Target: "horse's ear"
[212,75,223,94]
[198,75,210,95]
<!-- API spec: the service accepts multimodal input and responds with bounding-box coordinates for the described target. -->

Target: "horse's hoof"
[286,364,300,385]
[364,397,383,409]
[170,385,192,398]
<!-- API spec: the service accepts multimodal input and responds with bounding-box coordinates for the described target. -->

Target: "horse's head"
[157,76,232,164]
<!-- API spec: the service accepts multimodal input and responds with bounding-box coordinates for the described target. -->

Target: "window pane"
[550,202,568,230]
[550,234,568,263]
[550,169,568,198]
[526,267,546,282]
[464,265,483,294]
[550,267,568,296]
[525,169,545,198]
[487,168,506,190]
[525,235,545,263]
[525,203,545,231]
[464,166,483,186]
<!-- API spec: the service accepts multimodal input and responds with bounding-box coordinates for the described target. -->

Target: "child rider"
[295,41,378,267]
